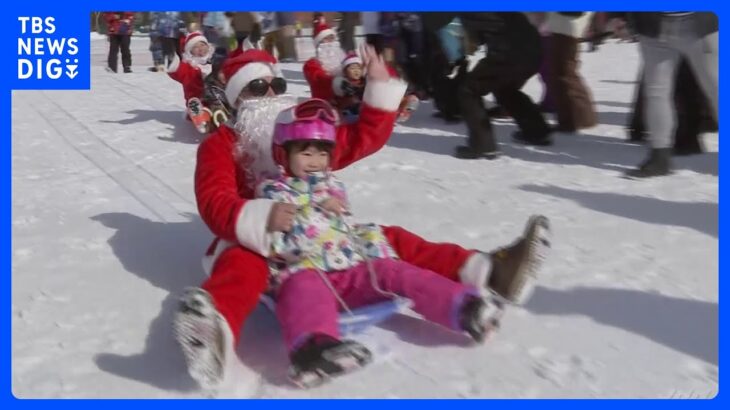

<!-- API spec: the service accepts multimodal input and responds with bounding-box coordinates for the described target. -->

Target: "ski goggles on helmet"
[290,98,339,124]
[273,99,340,146]
[245,77,287,97]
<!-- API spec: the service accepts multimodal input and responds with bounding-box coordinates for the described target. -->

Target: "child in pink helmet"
[255,98,503,388]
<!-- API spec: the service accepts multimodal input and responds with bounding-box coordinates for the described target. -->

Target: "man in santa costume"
[174,46,551,390]
[303,20,419,122]
[303,20,343,102]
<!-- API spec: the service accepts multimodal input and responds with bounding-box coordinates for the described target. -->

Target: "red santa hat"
[341,51,362,68]
[313,21,336,47]
[181,31,209,54]
[221,49,283,106]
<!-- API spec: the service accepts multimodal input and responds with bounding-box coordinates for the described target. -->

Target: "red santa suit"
[194,50,490,344]
[167,32,209,104]
[303,21,339,102]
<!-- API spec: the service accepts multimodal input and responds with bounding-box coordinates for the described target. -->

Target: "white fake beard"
[317,42,346,75]
[233,94,299,186]
[183,49,213,68]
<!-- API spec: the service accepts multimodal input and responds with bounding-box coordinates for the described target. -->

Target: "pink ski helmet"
[272,98,340,168]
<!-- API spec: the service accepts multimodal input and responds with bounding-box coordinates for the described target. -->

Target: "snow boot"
[288,334,372,388]
[453,145,501,160]
[186,98,212,134]
[625,148,673,178]
[512,130,553,146]
[459,295,505,343]
[173,287,229,390]
[487,215,551,305]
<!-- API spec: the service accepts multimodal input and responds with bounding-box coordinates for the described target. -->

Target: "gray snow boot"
[173,287,230,390]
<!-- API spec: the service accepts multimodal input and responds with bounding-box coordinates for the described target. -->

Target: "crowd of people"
[99,11,717,390]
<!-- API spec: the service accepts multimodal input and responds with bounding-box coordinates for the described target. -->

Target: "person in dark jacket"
[613,12,718,178]
[427,13,551,159]
[104,12,135,73]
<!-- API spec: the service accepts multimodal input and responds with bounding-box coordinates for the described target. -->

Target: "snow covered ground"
[11,36,718,398]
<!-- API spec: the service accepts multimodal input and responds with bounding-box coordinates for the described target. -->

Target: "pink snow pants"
[275,258,478,351]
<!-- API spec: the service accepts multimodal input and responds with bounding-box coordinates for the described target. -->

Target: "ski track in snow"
[11,37,718,398]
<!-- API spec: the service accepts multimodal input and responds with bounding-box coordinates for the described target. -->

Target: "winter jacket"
[194,78,407,265]
[333,76,366,120]
[460,12,542,66]
[104,12,135,35]
[257,172,397,280]
[150,12,185,39]
[167,56,207,103]
[424,13,541,67]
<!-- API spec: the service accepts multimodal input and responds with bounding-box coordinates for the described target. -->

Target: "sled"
[260,294,413,335]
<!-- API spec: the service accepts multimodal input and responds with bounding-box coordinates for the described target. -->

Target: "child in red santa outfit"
[167,31,216,134]
[255,98,504,387]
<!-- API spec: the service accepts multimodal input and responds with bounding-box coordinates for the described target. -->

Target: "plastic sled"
[260,294,413,335]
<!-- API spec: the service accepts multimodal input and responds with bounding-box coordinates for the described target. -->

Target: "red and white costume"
[193,50,490,344]
[167,32,210,104]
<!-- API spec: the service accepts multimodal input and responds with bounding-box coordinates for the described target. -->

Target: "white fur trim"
[167,53,181,73]
[362,78,408,112]
[332,76,346,97]
[201,239,236,276]
[314,28,336,46]
[185,35,208,54]
[459,253,492,296]
[225,62,277,107]
[234,199,275,257]
[342,55,362,68]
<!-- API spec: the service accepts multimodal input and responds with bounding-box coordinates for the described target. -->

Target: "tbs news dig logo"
[17,17,79,80]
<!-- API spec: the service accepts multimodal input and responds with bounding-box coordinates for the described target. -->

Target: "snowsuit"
[257,172,478,350]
